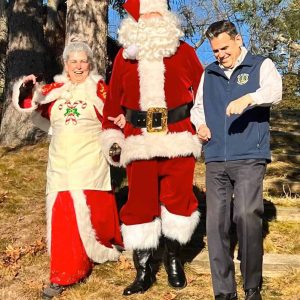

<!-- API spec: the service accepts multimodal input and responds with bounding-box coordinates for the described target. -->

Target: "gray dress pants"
[206,159,266,295]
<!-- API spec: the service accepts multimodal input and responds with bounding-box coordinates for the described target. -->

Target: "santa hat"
[123,0,168,21]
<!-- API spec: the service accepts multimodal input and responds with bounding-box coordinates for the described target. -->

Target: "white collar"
[220,46,248,72]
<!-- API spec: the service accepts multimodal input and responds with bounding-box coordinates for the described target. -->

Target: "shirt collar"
[219,46,248,72]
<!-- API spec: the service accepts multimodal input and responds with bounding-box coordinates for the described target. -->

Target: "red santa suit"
[12,74,123,286]
[102,16,204,250]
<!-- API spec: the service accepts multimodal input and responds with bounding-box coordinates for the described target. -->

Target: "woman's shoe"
[41,283,65,299]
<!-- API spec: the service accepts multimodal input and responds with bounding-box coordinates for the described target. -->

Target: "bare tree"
[0,0,46,147]
[66,0,109,75]
[170,0,299,78]
[224,0,300,74]
[172,0,233,50]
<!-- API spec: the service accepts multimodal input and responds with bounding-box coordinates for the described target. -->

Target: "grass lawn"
[0,105,299,299]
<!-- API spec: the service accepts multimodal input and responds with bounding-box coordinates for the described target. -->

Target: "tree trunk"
[44,0,66,81]
[0,0,46,147]
[66,0,108,75]
[0,0,8,118]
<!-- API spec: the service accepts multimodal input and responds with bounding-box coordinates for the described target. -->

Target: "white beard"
[118,12,184,61]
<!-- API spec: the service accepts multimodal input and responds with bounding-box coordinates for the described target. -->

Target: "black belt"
[125,102,193,132]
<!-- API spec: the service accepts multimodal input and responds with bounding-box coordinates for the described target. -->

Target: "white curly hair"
[62,41,96,71]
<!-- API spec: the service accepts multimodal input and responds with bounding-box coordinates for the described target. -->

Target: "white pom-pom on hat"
[122,44,139,60]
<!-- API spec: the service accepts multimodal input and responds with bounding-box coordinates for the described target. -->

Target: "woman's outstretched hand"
[22,74,38,86]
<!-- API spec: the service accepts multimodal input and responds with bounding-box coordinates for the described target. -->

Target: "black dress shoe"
[215,292,238,299]
[245,288,262,300]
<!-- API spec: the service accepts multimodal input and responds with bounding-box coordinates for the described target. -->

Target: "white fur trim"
[12,77,38,113]
[53,74,69,83]
[12,78,51,132]
[41,84,68,104]
[71,190,120,263]
[120,131,201,167]
[101,129,125,167]
[161,206,200,245]
[46,192,58,255]
[121,218,161,250]
[138,59,166,110]
[140,0,168,14]
[53,73,103,84]
[12,75,104,133]
[90,74,103,83]
[39,76,103,116]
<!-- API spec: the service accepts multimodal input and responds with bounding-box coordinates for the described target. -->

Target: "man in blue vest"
[191,20,282,300]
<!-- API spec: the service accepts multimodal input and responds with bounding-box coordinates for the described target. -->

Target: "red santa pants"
[50,190,123,285]
[120,156,198,225]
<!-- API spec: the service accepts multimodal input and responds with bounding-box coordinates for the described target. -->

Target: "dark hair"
[205,20,238,40]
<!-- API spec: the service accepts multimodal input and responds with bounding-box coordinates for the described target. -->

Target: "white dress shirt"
[190,47,282,131]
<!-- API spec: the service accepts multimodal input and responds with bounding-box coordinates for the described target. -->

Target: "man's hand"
[197,124,211,142]
[109,143,121,158]
[108,114,126,129]
[226,95,253,116]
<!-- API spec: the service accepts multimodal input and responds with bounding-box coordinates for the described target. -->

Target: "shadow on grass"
[0,136,49,158]
[152,185,207,274]
[269,109,300,195]
[111,166,278,279]
[113,181,207,273]
[181,185,206,263]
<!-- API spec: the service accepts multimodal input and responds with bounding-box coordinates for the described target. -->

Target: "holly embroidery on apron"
[58,100,87,125]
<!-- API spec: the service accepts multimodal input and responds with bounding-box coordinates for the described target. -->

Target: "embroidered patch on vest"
[237,73,249,85]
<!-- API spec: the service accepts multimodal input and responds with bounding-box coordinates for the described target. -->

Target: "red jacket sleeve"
[18,82,63,119]
[186,44,204,97]
[102,49,126,130]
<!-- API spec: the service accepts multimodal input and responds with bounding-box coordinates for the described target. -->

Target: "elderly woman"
[12,42,123,299]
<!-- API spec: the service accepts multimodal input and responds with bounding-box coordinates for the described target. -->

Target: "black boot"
[164,238,187,289]
[245,288,262,300]
[123,250,156,296]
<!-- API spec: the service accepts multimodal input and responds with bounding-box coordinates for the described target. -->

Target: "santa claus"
[102,0,204,295]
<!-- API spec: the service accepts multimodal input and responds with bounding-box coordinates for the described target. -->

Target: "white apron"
[46,80,111,194]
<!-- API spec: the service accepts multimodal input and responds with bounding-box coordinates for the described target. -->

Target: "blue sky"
[39,0,251,65]
[108,5,251,66]
[108,6,216,65]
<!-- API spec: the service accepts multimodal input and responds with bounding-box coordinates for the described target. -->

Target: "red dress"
[13,75,123,285]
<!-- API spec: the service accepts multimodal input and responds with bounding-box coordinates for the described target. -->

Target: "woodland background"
[0,0,299,148]
[0,1,299,299]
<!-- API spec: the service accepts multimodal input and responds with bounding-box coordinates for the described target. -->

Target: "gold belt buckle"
[146,107,168,133]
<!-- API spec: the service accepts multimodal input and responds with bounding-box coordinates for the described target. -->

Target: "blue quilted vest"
[203,52,271,162]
